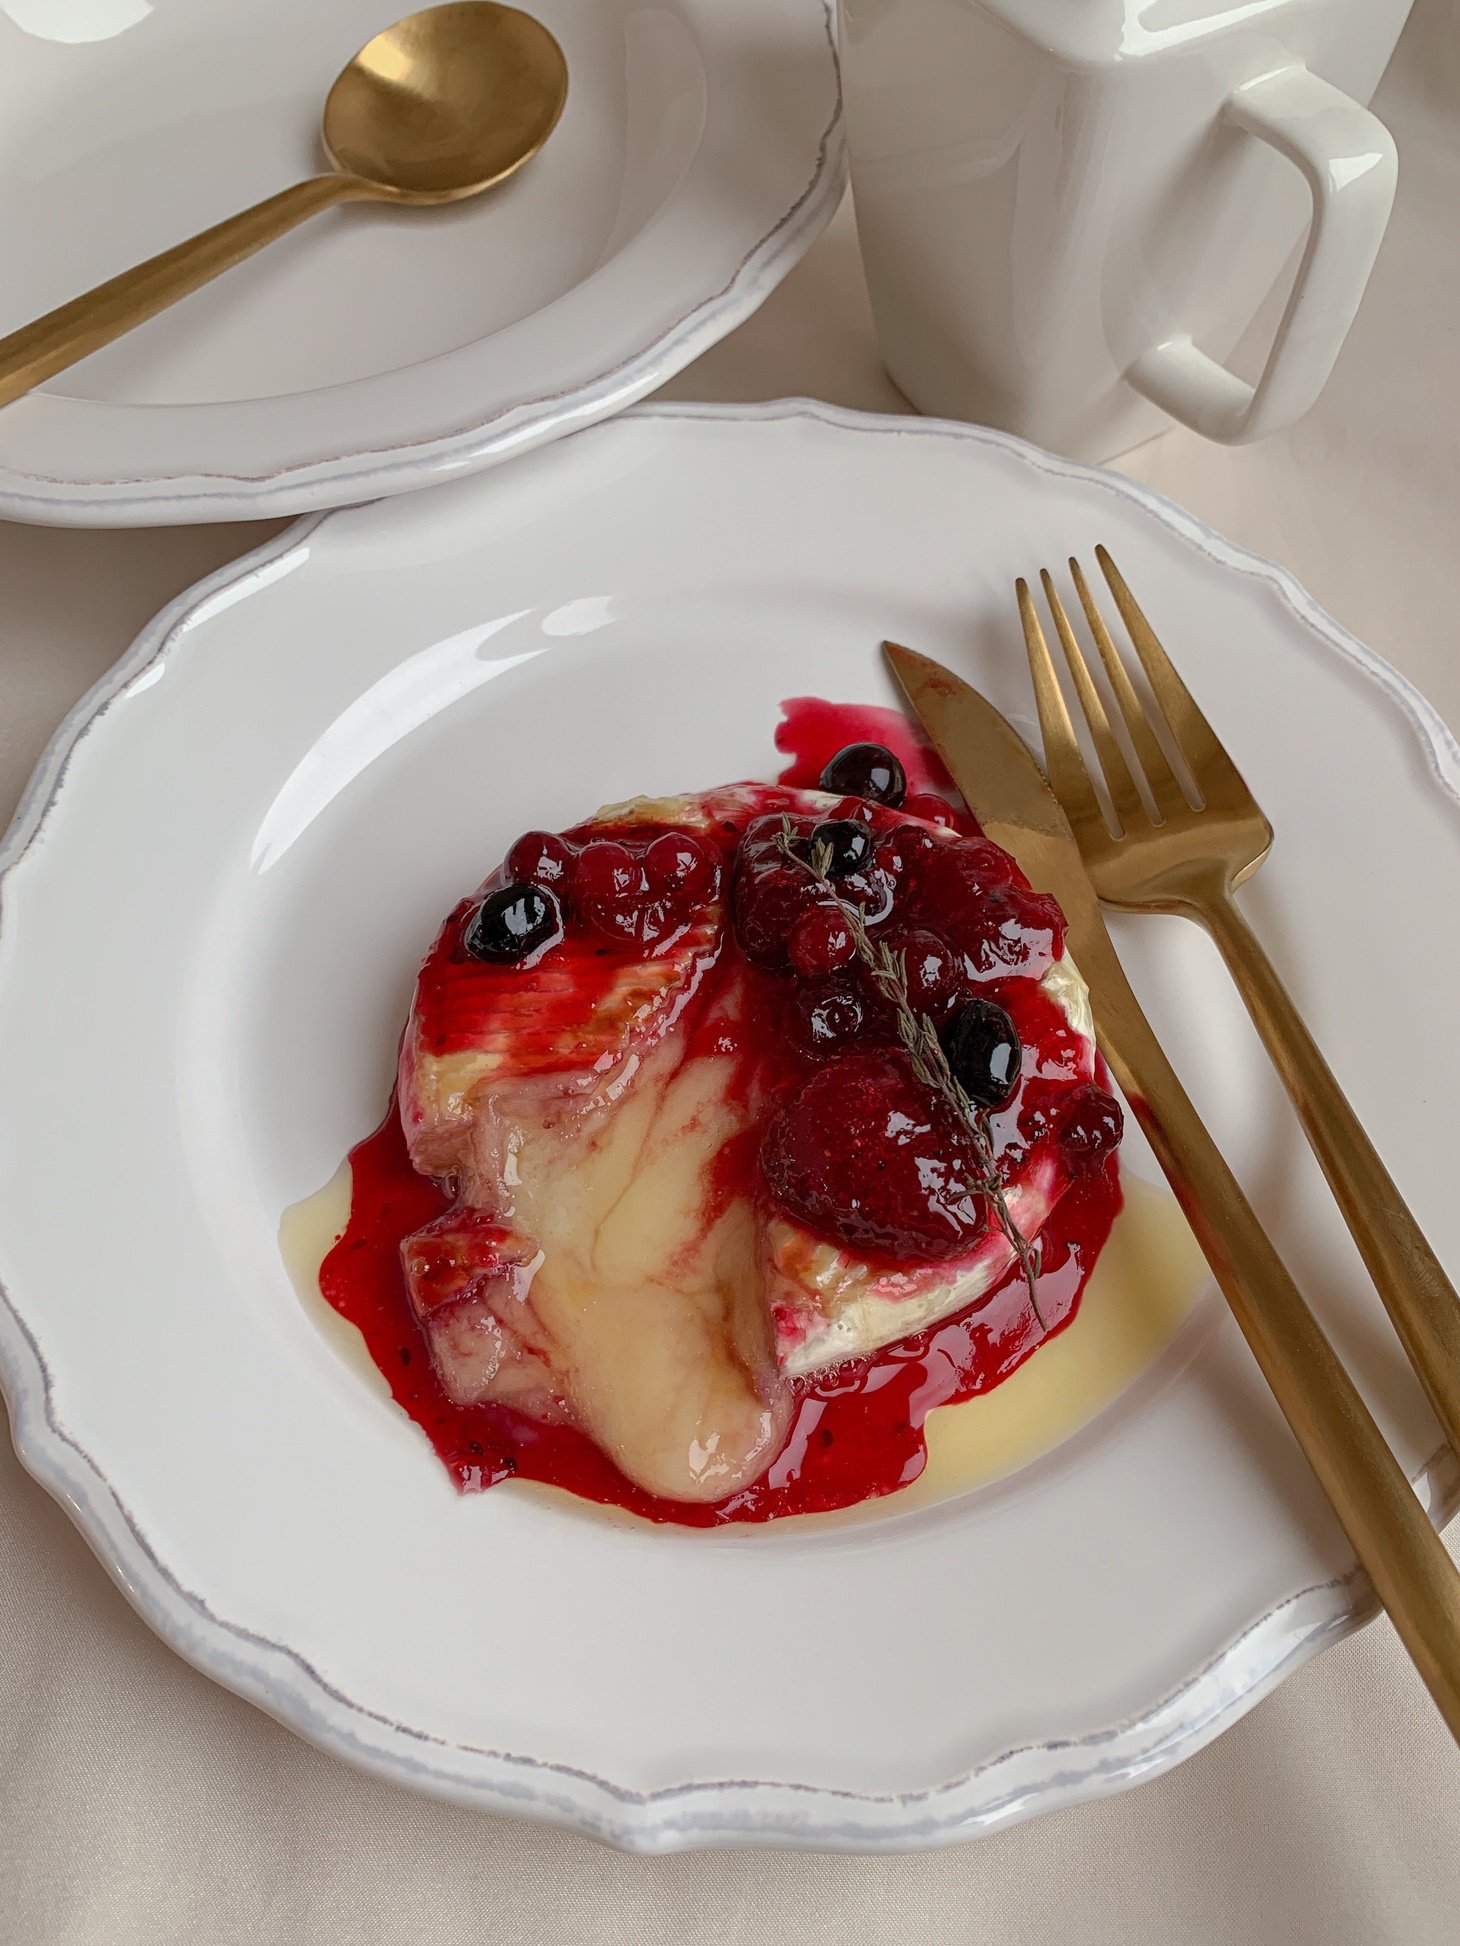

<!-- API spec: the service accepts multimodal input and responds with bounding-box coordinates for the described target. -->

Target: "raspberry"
[931,877,1065,984]
[761,1054,988,1261]
[913,836,1019,911]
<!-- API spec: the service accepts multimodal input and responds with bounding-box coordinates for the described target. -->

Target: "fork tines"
[1018,549,1253,839]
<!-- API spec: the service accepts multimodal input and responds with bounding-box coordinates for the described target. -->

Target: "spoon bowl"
[0,3,570,408]
[324,3,569,203]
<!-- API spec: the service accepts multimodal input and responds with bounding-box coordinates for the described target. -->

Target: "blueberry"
[464,882,563,964]
[811,818,874,880]
[939,998,1021,1109]
[819,742,908,809]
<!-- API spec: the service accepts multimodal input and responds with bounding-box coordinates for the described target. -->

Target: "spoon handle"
[0,174,374,410]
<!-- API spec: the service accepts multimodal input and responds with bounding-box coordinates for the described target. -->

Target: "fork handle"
[1076,922,1460,1740]
[1204,888,1460,1460]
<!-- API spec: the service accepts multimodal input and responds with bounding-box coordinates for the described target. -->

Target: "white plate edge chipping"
[0,398,1455,1851]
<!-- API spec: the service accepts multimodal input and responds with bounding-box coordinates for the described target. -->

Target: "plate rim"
[0,0,844,529]
[1,397,1456,1851]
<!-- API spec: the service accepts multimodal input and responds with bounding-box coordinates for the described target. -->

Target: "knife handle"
[1087,929,1460,1738]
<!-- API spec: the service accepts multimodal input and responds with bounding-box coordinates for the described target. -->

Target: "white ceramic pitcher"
[840,0,1413,459]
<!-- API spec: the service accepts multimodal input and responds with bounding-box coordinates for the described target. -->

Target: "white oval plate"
[1,402,1456,1851]
[0,0,841,527]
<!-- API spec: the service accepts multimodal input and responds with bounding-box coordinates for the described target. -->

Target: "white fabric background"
[4,4,1460,1938]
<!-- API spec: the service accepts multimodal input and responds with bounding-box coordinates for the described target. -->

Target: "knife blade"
[884,638,1460,1739]
[883,641,1115,980]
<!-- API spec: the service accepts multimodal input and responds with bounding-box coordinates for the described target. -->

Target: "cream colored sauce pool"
[280,1165,1209,1518]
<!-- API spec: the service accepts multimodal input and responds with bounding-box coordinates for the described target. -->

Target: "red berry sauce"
[319,699,1123,1526]
[773,696,969,821]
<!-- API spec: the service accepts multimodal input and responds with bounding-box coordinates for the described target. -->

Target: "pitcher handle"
[1126,65,1397,445]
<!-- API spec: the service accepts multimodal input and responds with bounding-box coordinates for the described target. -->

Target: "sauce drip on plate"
[318,698,1122,1525]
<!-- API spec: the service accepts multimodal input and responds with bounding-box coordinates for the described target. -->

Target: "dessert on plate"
[322,703,1123,1523]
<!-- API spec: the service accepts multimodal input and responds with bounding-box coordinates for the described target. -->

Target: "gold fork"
[1019,548,1460,1461]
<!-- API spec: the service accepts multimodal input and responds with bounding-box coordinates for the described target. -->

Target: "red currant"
[878,825,933,880]
[789,980,866,1055]
[645,831,718,907]
[903,790,959,828]
[506,829,574,887]
[573,840,642,907]
[837,865,895,926]
[788,903,857,976]
[896,927,967,1019]
[1060,1083,1124,1175]
[730,816,829,970]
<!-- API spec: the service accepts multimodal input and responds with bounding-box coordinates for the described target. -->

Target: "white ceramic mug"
[840,0,1413,460]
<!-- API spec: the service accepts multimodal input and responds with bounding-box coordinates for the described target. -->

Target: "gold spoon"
[0,2,568,410]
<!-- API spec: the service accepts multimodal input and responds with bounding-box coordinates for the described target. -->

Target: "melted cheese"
[281,1164,1209,1517]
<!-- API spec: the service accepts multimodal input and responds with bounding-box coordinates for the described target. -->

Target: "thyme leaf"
[774,821,1044,1330]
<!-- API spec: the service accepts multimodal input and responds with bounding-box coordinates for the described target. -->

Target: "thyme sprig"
[775,819,1044,1330]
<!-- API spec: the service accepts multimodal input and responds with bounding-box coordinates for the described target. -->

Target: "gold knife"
[885,640,1460,1738]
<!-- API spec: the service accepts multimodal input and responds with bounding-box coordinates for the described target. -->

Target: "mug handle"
[1126,65,1398,445]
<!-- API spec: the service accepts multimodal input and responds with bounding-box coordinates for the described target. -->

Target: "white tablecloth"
[4,5,1460,1939]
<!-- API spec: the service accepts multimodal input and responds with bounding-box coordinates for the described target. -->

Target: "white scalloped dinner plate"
[0,0,841,526]
[1,403,1457,1851]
